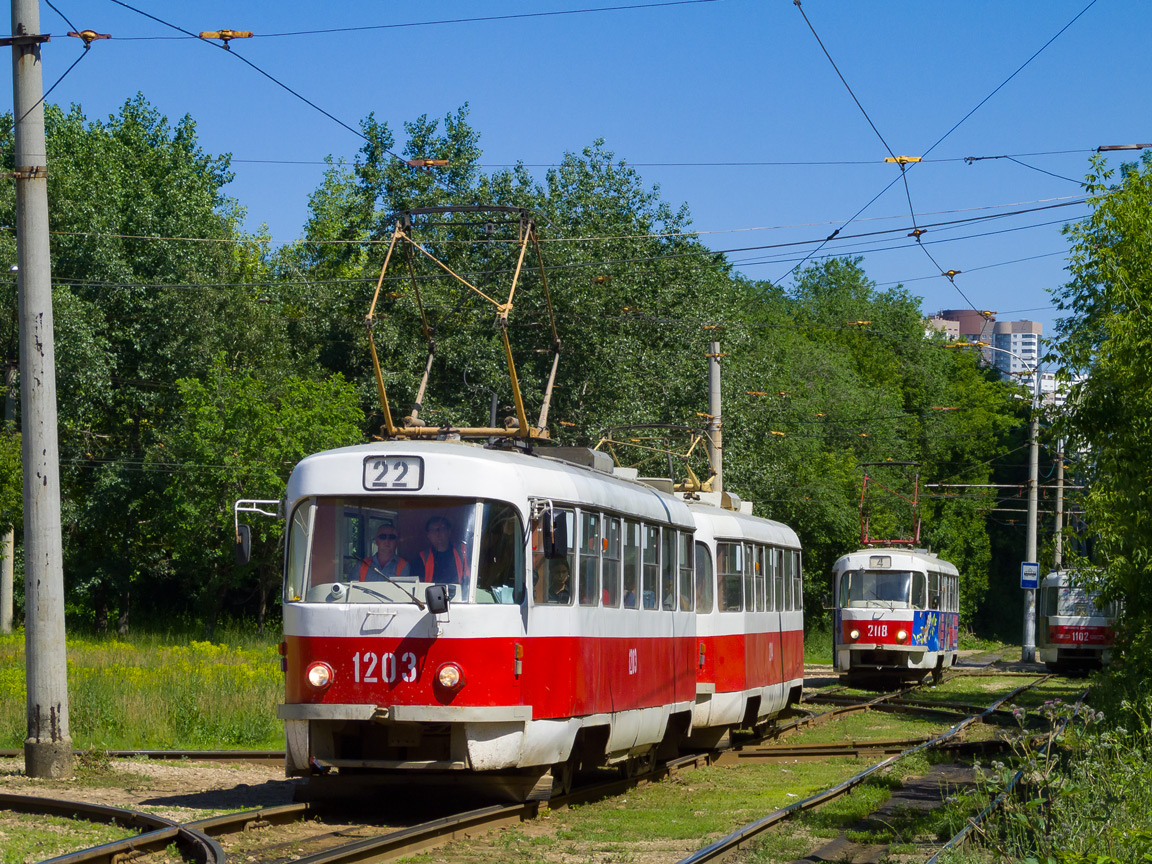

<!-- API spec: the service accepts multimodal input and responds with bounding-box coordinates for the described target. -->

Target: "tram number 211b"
[353,651,418,683]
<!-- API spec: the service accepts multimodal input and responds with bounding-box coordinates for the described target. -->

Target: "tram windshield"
[1046,586,1117,619]
[839,569,927,609]
[285,496,525,605]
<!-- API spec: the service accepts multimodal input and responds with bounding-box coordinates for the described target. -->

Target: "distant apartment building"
[938,308,995,344]
[991,320,1042,379]
[925,316,959,339]
[933,311,1056,400]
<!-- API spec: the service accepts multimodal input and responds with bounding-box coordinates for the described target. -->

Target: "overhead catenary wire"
[779,0,1099,309]
[101,0,723,41]
[105,0,406,161]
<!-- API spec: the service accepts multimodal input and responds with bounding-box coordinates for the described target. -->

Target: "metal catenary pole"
[9,0,72,777]
[1054,439,1064,569]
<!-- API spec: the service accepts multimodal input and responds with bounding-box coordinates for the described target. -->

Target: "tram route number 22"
[353,651,418,683]
[363,455,425,491]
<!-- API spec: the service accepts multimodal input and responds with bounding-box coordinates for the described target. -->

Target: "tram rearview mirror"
[235,524,251,565]
[425,584,450,614]
[542,512,568,559]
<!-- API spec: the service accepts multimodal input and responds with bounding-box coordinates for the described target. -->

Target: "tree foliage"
[1049,152,1152,683]
[0,97,1024,633]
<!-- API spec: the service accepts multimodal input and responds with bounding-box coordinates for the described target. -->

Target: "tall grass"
[803,625,833,665]
[0,628,283,750]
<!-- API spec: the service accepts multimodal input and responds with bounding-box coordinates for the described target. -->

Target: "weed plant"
[0,629,282,750]
[942,696,1152,864]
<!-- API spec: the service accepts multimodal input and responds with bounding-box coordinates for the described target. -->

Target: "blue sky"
[9,0,1148,338]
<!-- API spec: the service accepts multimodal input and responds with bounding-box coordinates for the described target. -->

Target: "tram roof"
[832,547,959,576]
[286,440,695,528]
[686,502,800,549]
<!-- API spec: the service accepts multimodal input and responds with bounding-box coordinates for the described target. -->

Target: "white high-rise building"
[991,320,1042,379]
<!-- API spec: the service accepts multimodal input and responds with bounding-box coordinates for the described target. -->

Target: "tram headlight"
[849,629,860,641]
[896,629,908,643]
[437,662,465,690]
[306,661,333,691]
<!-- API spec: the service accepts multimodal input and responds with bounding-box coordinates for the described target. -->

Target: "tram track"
[2,665,1051,864]
[674,675,1051,864]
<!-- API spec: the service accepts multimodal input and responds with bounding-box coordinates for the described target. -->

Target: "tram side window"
[695,542,714,614]
[928,571,941,610]
[755,546,767,612]
[741,544,753,612]
[661,528,677,609]
[781,549,792,611]
[603,516,622,607]
[717,542,743,612]
[774,549,785,612]
[285,499,314,602]
[579,511,602,606]
[539,509,574,605]
[474,502,525,604]
[677,531,694,611]
[911,572,927,609]
[792,550,803,611]
[642,524,660,609]
[623,520,640,609]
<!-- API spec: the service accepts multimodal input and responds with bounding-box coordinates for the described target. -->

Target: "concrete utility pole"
[1022,370,1040,664]
[1,362,15,634]
[9,0,72,778]
[706,341,722,495]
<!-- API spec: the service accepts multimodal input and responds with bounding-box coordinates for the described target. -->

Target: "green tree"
[152,356,364,634]
[1049,151,1152,688]
[0,96,293,630]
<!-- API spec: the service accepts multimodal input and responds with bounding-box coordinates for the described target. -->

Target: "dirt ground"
[0,755,300,822]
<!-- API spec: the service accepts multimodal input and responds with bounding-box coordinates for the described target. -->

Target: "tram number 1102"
[353,651,418,683]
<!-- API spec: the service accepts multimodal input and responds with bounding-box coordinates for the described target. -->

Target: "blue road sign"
[1021,561,1039,590]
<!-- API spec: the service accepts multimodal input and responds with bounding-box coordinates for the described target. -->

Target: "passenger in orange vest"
[420,516,468,585]
[359,520,410,581]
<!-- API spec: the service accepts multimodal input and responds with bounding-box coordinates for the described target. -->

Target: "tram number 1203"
[353,651,418,683]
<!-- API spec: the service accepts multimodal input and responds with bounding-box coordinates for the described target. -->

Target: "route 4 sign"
[1020,561,1039,590]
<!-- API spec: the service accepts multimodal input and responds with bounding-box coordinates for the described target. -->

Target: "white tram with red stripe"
[1036,569,1116,671]
[832,548,960,686]
[272,440,802,798]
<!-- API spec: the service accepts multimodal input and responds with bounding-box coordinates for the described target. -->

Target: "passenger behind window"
[547,559,572,604]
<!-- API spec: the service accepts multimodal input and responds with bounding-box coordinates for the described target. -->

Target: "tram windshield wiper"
[362,565,426,610]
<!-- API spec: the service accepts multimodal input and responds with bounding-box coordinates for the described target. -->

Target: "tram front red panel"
[1048,624,1113,647]
[840,618,913,646]
[285,633,695,719]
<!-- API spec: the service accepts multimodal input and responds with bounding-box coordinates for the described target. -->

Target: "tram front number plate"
[363,456,424,491]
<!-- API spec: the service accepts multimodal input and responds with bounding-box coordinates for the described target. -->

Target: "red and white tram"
[267,440,801,798]
[832,548,960,686]
[688,502,803,747]
[1036,569,1116,671]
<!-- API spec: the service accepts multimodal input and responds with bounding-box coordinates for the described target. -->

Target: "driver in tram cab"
[420,516,469,585]
[358,519,410,581]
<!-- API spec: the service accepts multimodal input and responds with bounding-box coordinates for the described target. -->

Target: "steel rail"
[674,676,1049,864]
[0,747,285,761]
[0,792,224,864]
[926,687,1089,863]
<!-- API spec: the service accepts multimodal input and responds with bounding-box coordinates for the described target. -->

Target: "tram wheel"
[550,758,575,797]
[623,749,655,779]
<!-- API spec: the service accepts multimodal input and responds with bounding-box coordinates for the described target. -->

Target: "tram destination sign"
[363,455,424,491]
[1020,561,1039,590]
